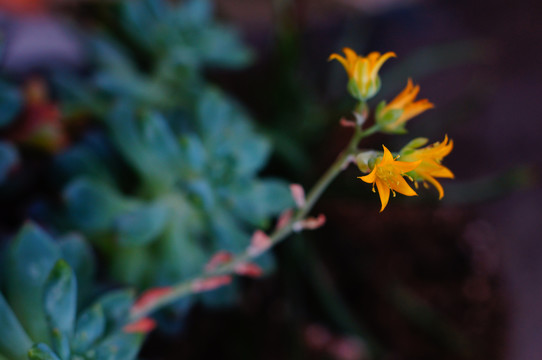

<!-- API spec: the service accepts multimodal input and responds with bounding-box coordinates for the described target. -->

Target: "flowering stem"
[129,121,379,322]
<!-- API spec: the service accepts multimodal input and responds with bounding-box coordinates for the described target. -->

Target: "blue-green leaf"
[178,134,207,174]
[115,202,169,246]
[64,178,129,232]
[5,223,60,343]
[0,141,18,183]
[86,332,143,360]
[230,179,293,226]
[58,234,95,303]
[0,293,32,360]
[72,304,105,354]
[93,290,135,331]
[27,344,61,360]
[44,260,77,335]
[0,81,22,127]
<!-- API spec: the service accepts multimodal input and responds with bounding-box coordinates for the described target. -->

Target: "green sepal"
[376,108,402,128]
[375,100,386,119]
[0,293,32,360]
[347,78,362,101]
[27,344,61,360]
[400,137,429,154]
[72,304,106,354]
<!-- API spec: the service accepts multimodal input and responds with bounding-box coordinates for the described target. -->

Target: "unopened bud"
[355,151,378,173]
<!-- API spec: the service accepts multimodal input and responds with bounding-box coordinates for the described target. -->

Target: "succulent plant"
[0,223,146,360]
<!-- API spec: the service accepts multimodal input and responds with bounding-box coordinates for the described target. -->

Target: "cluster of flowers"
[330,48,454,211]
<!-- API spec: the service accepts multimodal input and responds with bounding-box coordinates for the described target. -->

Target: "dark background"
[1,0,541,359]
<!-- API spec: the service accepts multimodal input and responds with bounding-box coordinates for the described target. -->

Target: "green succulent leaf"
[178,134,207,174]
[0,80,22,127]
[44,260,77,337]
[0,141,18,183]
[115,202,169,246]
[85,332,143,360]
[93,290,135,331]
[0,293,32,360]
[5,223,60,344]
[27,344,61,360]
[58,234,95,304]
[72,304,105,354]
[230,179,293,226]
[64,178,130,232]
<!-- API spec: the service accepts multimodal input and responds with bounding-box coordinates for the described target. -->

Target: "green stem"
[129,122,380,321]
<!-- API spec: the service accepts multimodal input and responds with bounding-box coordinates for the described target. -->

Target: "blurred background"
[0,0,540,359]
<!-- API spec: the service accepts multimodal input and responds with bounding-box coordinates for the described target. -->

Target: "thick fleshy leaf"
[64,178,129,232]
[230,179,293,226]
[197,90,270,178]
[156,210,207,281]
[110,246,156,287]
[178,134,207,174]
[58,234,95,303]
[0,141,18,183]
[0,293,32,360]
[54,134,118,185]
[72,304,105,354]
[210,209,251,252]
[115,202,169,246]
[93,290,135,331]
[107,104,176,186]
[50,330,70,360]
[140,112,182,167]
[27,344,61,360]
[0,81,22,127]
[43,260,77,337]
[86,332,144,360]
[199,25,253,68]
[5,223,60,343]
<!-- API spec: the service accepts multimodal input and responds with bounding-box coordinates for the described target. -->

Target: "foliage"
[52,0,293,294]
[0,223,146,360]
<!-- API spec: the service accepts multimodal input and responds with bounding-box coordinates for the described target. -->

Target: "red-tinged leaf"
[276,209,293,230]
[293,214,326,232]
[247,230,271,256]
[131,287,173,314]
[289,184,306,208]
[234,263,263,278]
[340,118,356,127]
[192,276,232,293]
[123,317,156,334]
[205,251,234,271]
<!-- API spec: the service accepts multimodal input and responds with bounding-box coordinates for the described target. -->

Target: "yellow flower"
[400,135,454,199]
[359,145,421,212]
[329,48,396,101]
[376,79,434,133]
